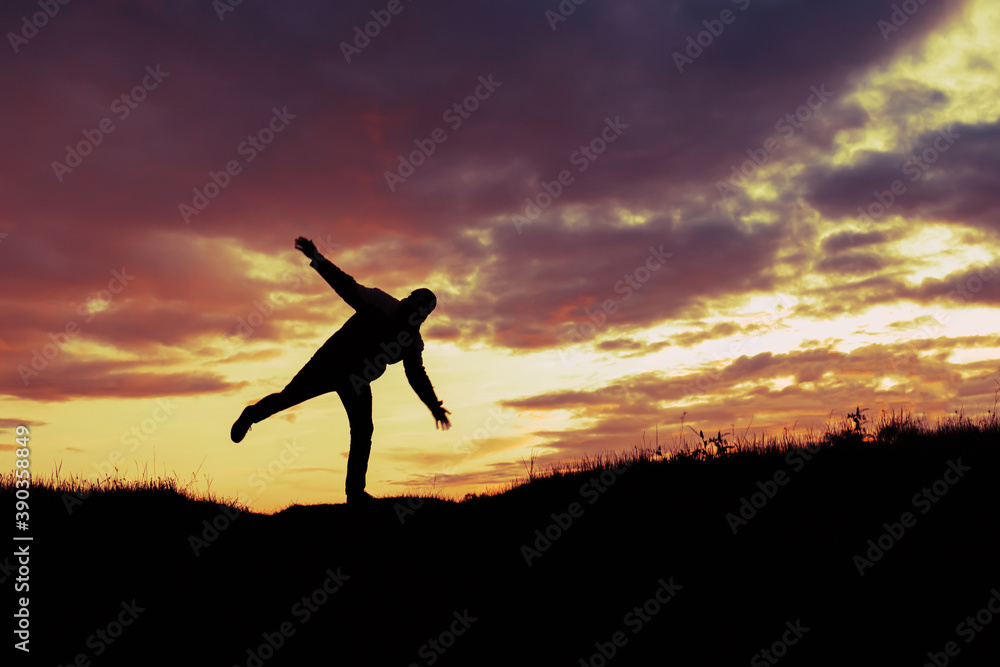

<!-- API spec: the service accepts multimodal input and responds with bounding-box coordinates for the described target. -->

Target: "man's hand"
[432,404,451,431]
[295,237,321,260]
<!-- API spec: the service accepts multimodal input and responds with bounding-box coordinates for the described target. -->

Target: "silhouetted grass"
[457,402,1000,501]
[5,404,997,509]
[3,456,249,514]
[5,401,999,666]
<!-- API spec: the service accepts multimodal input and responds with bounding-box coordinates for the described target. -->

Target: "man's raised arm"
[404,350,451,430]
[295,237,364,311]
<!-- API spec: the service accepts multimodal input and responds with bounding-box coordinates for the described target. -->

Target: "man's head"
[401,288,436,325]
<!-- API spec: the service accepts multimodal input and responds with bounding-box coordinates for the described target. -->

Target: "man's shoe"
[231,406,257,443]
[347,491,375,505]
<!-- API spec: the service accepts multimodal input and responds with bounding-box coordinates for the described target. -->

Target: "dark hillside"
[6,418,1000,666]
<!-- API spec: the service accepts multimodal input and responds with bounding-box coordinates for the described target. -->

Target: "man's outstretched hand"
[432,404,451,431]
[295,237,320,260]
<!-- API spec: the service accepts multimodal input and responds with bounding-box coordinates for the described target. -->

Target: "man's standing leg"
[339,380,374,502]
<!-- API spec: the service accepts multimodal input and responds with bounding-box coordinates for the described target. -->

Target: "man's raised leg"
[231,364,333,443]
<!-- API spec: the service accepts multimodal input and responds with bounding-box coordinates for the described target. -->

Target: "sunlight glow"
[614,207,649,227]
[11,0,1000,514]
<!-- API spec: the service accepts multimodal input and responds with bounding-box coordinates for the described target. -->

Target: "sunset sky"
[2,0,999,512]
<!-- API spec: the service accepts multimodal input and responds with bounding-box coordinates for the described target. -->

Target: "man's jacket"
[308,256,440,408]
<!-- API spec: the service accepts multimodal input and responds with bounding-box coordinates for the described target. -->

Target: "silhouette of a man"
[231,236,450,503]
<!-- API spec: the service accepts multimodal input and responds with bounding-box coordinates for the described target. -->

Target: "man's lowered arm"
[404,350,451,430]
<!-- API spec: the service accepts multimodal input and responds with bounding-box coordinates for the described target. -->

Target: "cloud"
[815,252,888,275]
[0,418,46,429]
[500,336,997,462]
[596,337,648,352]
[0,356,246,402]
[1,0,993,505]
[804,120,1000,233]
[907,261,1000,306]
[2,0,972,358]
[820,229,894,253]
[670,322,754,348]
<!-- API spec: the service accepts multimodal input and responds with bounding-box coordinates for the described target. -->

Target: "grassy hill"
[5,408,1000,666]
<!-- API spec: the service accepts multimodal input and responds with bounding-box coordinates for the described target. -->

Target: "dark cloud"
[0,0,982,413]
[804,120,1000,233]
[0,356,246,401]
[441,215,788,350]
[596,337,647,352]
[884,81,950,117]
[816,252,887,275]
[0,418,47,440]
[885,315,946,330]
[821,229,891,253]
[670,322,741,347]
[907,262,1000,306]
[0,418,45,428]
